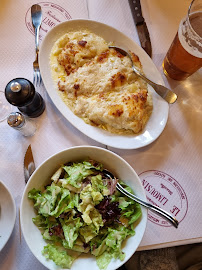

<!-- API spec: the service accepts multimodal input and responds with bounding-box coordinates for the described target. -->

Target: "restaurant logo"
[139,170,188,227]
[25,2,71,40]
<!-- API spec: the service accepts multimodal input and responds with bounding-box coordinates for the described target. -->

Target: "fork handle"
[132,66,157,88]
[117,183,179,228]
[35,27,40,53]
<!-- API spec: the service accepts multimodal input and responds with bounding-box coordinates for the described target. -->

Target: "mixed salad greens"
[28,160,142,270]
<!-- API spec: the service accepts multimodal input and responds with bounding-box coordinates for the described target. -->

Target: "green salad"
[28,160,142,270]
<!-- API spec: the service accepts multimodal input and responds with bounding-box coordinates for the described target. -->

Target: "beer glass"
[163,0,202,80]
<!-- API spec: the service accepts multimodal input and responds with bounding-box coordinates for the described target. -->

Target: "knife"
[24,144,35,184]
[128,0,152,57]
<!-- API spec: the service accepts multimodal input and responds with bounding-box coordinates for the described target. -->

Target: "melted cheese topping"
[50,30,153,134]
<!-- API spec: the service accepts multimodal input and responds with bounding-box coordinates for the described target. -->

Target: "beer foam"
[178,12,202,59]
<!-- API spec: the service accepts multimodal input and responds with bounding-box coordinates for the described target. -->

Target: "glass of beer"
[163,0,202,80]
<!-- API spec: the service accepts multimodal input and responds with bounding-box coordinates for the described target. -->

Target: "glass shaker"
[7,112,36,137]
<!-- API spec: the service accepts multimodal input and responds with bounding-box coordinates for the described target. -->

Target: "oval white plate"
[39,19,168,149]
[0,181,16,251]
[20,146,147,270]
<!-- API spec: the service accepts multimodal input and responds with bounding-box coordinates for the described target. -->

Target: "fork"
[109,46,178,104]
[31,4,42,87]
[103,169,179,228]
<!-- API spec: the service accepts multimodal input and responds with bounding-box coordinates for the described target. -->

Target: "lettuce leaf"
[79,224,98,243]
[61,217,83,249]
[28,184,71,218]
[62,238,90,253]
[96,251,113,270]
[32,214,47,229]
[42,244,76,268]
[128,204,142,225]
[61,161,102,188]
[91,175,109,196]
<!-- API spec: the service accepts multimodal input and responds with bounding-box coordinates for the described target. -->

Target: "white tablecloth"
[0,0,202,269]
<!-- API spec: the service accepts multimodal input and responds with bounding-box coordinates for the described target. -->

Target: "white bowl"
[0,181,16,251]
[20,146,147,270]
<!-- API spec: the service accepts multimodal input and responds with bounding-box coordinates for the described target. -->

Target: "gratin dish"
[39,19,169,149]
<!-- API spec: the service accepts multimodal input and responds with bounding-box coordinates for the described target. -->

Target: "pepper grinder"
[5,78,45,118]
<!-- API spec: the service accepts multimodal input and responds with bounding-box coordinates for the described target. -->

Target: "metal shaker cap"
[7,112,25,128]
[10,82,22,92]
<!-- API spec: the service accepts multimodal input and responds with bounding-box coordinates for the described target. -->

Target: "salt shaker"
[5,78,45,118]
[7,112,36,137]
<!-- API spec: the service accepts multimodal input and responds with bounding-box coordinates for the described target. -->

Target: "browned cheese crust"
[50,31,153,135]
